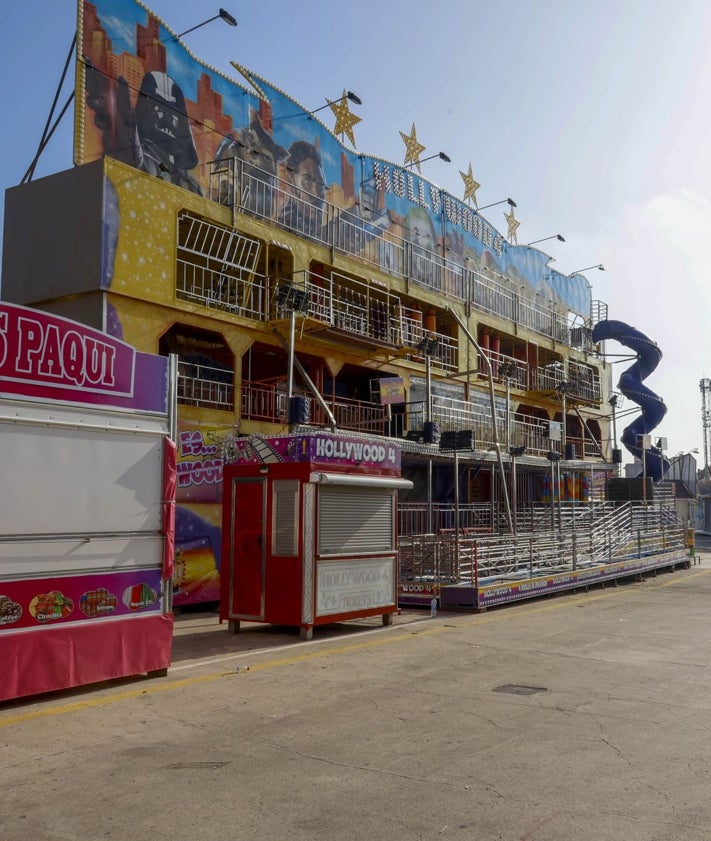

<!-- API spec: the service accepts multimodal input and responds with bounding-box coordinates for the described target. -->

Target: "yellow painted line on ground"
[0,672,226,728]
[2,564,708,729]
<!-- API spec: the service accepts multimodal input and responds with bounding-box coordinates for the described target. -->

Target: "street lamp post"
[407,151,451,169]
[510,445,526,534]
[475,197,517,214]
[417,337,439,533]
[276,284,310,428]
[309,90,363,116]
[556,381,570,459]
[498,360,518,450]
[640,433,650,514]
[570,264,605,276]
[547,451,562,532]
[439,430,476,579]
[609,394,622,473]
[174,8,238,39]
[417,336,439,443]
[526,234,565,248]
[445,307,513,533]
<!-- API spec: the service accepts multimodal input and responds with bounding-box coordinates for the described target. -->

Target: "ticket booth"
[220,433,412,639]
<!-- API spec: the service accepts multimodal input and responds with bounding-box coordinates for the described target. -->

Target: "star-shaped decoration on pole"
[400,122,426,173]
[460,163,480,207]
[329,90,362,148]
[504,205,520,244]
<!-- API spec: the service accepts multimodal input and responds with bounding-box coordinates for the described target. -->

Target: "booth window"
[272,480,299,556]
[317,486,395,556]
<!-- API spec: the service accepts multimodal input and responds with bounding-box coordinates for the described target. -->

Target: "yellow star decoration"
[399,122,426,173]
[328,90,362,148]
[460,163,480,207]
[505,206,520,244]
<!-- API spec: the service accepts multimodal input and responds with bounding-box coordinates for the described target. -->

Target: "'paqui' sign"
[0,303,168,412]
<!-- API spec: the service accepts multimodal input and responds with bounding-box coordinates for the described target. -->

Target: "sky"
[2,0,711,466]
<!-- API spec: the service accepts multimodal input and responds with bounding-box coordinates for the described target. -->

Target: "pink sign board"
[0,303,168,412]
[226,433,402,473]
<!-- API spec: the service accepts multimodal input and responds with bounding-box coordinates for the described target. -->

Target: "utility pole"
[700,378,711,470]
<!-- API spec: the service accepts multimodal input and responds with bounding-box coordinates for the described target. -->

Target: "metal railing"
[403,397,570,457]
[177,361,234,410]
[240,378,392,434]
[399,503,495,537]
[180,364,603,455]
[208,157,605,348]
[398,503,686,589]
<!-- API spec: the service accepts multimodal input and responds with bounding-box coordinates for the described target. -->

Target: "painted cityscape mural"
[77,0,589,316]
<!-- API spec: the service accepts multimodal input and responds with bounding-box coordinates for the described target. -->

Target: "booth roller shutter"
[318,486,394,555]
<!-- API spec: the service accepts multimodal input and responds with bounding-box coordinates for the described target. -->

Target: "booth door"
[229,477,266,620]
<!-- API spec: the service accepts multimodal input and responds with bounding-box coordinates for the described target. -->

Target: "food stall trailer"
[221,433,412,639]
[0,303,176,702]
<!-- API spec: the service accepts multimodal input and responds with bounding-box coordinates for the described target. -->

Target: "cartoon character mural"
[277,140,327,239]
[83,61,202,194]
[134,70,202,193]
[404,206,440,289]
[77,0,591,318]
[213,109,287,215]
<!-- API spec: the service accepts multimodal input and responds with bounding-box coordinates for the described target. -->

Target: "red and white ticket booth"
[220,433,411,639]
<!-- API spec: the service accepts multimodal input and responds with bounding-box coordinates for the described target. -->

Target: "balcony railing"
[166,366,608,462]
[178,361,234,410]
[208,158,605,348]
[276,269,459,373]
[567,360,601,403]
[241,379,395,434]
[478,348,530,388]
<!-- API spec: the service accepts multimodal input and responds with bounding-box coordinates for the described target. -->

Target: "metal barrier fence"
[399,503,686,589]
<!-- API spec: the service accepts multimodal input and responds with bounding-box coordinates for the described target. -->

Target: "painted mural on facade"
[77,0,590,318]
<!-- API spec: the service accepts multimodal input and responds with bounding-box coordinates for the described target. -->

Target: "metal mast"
[701,378,711,469]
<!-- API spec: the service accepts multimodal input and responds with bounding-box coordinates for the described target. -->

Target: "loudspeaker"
[439,429,475,450]
[288,396,310,425]
[607,477,653,501]
[422,421,439,444]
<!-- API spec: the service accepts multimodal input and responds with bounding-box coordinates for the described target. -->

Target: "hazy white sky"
[2,0,711,464]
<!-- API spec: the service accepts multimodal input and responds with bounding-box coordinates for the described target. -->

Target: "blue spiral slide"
[591,320,669,481]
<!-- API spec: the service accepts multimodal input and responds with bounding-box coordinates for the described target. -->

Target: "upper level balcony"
[477,349,602,405]
[207,160,605,350]
[236,378,603,460]
[176,353,603,460]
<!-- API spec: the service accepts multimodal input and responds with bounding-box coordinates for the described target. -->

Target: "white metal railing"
[399,503,686,589]
[176,260,268,320]
[480,348,529,388]
[399,503,495,537]
[469,272,515,321]
[176,212,265,319]
[404,397,557,455]
[207,158,605,348]
[528,360,601,403]
[240,379,390,433]
[278,269,460,373]
[567,360,601,403]
[178,361,234,410]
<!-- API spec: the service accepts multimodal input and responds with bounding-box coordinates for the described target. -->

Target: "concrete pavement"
[3,551,711,841]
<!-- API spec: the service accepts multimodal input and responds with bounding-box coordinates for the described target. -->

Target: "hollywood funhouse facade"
[2,0,688,613]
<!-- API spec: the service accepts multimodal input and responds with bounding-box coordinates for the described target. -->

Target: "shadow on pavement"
[170,604,430,665]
